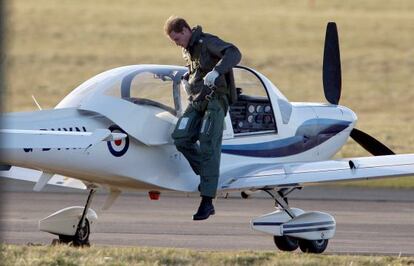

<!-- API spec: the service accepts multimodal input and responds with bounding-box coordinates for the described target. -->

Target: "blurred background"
[3,0,414,187]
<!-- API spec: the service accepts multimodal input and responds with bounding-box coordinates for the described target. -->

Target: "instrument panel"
[230,97,276,134]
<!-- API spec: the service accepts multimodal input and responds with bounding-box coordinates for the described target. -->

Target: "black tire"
[273,236,299,251]
[73,219,90,247]
[298,239,328,254]
[58,234,73,244]
[241,191,250,199]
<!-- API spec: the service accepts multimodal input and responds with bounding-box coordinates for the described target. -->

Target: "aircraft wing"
[0,166,86,190]
[0,129,126,149]
[220,154,414,191]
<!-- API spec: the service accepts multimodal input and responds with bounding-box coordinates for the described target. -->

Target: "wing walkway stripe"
[284,226,335,234]
[283,221,335,228]
[252,222,283,226]
[253,221,334,228]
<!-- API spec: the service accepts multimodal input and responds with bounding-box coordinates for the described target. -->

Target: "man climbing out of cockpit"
[164,16,241,220]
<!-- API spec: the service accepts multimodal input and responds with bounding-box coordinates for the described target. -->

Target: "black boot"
[193,196,215,220]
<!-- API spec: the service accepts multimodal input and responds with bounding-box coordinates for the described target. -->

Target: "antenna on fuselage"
[31,95,42,110]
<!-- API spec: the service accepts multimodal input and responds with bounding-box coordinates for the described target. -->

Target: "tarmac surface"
[1,180,413,255]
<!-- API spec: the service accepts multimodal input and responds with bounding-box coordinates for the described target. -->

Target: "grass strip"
[1,244,413,266]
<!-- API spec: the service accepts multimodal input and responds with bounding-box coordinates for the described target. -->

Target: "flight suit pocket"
[200,112,213,136]
[171,109,200,140]
[200,100,224,139]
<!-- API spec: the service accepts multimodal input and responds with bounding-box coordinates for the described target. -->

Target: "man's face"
[168,27,191,48]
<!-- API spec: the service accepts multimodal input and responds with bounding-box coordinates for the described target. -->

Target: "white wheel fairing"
[107,125,129,157]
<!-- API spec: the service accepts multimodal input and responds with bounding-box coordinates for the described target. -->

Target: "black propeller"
[322,22,395,156]
[323,22,342,105]
[350,128,395,156]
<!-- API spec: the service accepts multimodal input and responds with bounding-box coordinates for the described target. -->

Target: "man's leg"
[193,98,226,220]
[171,105,203,175]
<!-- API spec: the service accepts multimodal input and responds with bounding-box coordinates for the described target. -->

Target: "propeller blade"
[350,128,395,156]
[323,22,342,105]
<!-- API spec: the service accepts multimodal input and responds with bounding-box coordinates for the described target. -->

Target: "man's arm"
[205,36,242,74]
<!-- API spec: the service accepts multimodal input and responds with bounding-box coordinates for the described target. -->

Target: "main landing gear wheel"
[298,239,329,254]
[56,189,96,247]
[273,236,299,251]
[58,235,73,244]
[73,219,90,246]
[57,219,90,246]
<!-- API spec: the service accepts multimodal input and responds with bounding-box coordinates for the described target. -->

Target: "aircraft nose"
[339,105,358,127]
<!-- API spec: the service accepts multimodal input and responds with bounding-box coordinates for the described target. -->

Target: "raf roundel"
[107,125,129,157]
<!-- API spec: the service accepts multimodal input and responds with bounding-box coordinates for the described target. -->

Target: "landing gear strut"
[259,188,331,254]
[74,189,96,246]
[262,188,297,218]
[53,189,96,246]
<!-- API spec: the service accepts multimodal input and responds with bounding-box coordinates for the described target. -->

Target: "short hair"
[164,16,191,35]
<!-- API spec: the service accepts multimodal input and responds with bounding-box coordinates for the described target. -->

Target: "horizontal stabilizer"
[0,166,86,190]
[0,129,126,149]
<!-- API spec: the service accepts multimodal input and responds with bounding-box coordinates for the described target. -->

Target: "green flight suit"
[172,26,242,198]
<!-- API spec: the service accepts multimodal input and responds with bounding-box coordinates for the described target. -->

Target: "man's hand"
[181,79,191,95]
[182,72,190,81]
[203,70,219,88]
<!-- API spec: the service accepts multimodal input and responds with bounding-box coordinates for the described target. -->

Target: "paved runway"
[1,181,413,255]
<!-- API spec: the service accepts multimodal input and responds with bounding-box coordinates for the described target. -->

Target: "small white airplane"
[1,22,413,253]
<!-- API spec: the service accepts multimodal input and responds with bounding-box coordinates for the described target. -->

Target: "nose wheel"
[299,239,329,254]
[273,236,299,251]
[262,188,331,254]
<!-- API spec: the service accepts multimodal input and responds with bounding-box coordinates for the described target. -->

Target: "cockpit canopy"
[56,65,188,115]
[56,64,291,136]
